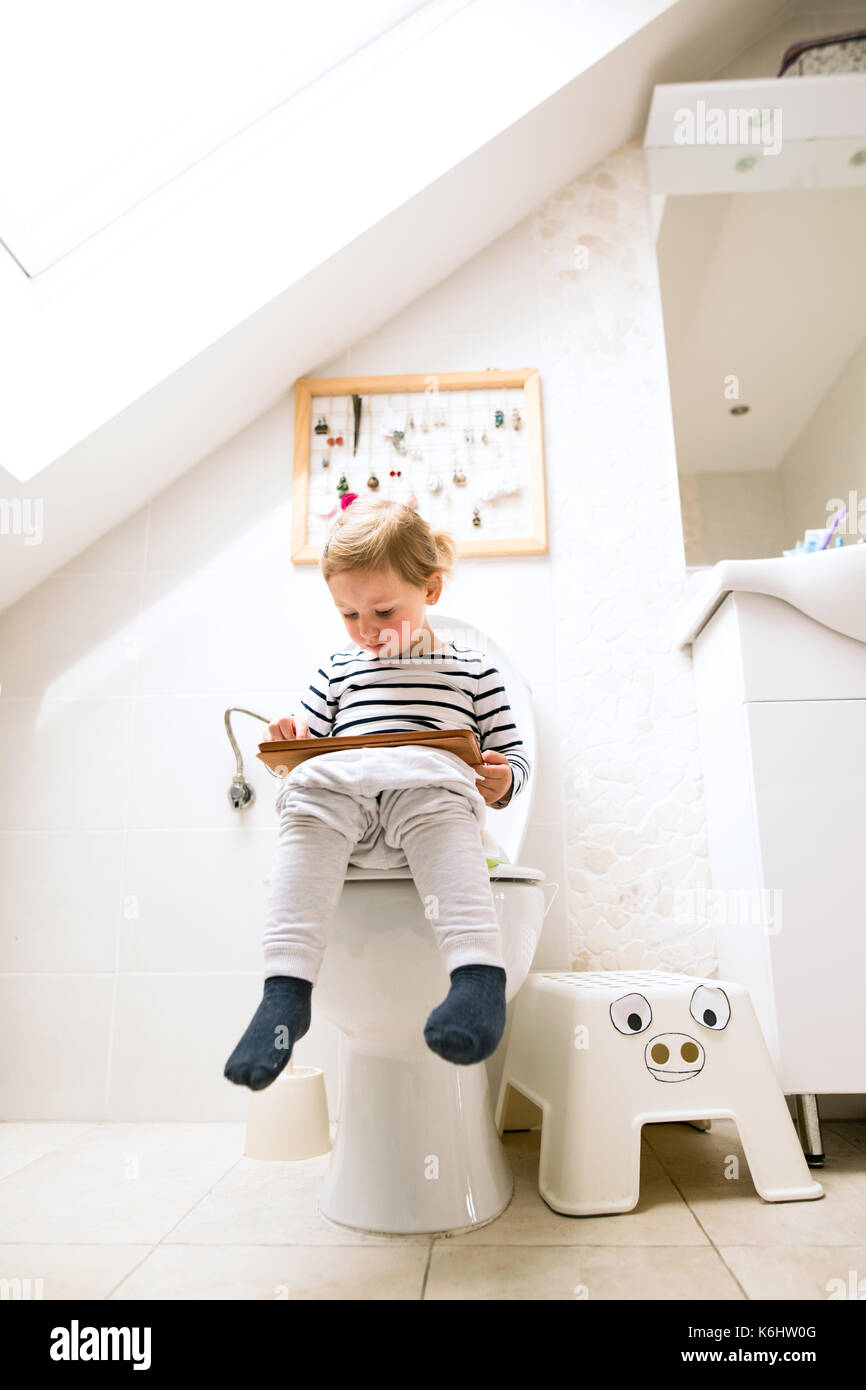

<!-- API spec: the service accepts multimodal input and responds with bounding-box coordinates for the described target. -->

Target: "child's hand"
[267,715,310,741]
[472,750,513,806]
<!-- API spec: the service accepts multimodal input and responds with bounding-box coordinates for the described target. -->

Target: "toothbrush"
[820,505,847,549]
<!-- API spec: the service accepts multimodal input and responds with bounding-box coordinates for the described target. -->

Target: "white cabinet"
[689,590,866,1102]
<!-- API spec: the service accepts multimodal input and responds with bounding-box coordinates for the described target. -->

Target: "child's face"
[328,567,443,657]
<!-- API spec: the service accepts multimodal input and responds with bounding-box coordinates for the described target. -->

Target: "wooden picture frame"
[291,369,547,562]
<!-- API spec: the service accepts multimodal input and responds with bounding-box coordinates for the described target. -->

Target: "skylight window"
[0,0,432,274]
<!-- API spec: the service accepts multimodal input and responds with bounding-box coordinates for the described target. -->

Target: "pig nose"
[645,1033,705,1080]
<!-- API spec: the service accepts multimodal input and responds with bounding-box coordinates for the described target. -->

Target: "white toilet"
[311,615,548,1236]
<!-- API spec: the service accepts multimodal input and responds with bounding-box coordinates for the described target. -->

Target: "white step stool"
[494,971,824,1216]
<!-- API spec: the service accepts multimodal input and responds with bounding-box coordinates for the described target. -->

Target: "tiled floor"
[0,1117,864,1299]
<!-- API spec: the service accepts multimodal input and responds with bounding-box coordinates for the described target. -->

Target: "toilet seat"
[343,864,544,883]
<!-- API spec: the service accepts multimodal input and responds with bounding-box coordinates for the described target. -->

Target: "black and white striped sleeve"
[294,653,337,737]
[474,663,531,808]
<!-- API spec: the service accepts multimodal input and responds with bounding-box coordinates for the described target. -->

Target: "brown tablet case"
[257,727,482,776]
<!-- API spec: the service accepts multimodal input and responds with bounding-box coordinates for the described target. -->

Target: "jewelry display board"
[291,369,546,561]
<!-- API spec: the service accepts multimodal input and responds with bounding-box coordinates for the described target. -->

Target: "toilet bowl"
[308,613,548,1235]
[314,863,546,1234]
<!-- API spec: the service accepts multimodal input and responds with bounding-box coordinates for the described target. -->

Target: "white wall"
[679,468,789,565]
[18,0,861,1117]
[533,141,713,977]
[665,0,866,566]
[712,4,866,80]
[677,326,866,565]
[779,330,866,545]
[0,407,328,1121]
[0,211,577,1121]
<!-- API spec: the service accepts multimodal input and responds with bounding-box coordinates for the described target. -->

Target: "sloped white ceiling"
[0,0,789,612]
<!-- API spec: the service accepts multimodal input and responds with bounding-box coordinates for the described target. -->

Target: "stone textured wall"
[531,138,715,976]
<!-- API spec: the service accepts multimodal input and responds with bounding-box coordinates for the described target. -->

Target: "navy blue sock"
[423,964,507,1066]
[224,975,312,1091]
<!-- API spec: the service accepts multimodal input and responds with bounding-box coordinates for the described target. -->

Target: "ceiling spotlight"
[730,405,750,416]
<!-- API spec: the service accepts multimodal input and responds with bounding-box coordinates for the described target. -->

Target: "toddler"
[224,495,531,1090]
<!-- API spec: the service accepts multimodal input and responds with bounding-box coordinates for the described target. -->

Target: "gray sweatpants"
[262,744,507,983]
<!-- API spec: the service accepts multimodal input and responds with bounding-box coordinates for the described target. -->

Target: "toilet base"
[317,1042,514,1235]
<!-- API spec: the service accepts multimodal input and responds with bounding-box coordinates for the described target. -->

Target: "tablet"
[256,726,482,775]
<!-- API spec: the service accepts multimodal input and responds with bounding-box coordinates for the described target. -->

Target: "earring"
[426,471,442,494]
[471,507,482,527]
[321,455,330,469]
[511,408,522,430]
[452,466,467,486]
[315,415,329,435]
[367,473,379,490]
[494,410,504,428]
[337,473,349,496]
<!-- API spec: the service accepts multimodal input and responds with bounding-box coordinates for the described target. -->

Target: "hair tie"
[322,493,359,558]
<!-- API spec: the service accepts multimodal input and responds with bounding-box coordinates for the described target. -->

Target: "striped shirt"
[294,639,530,808]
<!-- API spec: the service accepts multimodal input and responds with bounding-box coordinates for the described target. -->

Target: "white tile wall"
[0,977,115,1118]
[0,832,123,973]
[1,128,723,1119]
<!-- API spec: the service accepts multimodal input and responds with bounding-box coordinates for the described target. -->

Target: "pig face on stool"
[609,984,731,1084]
[496,971,824,1214]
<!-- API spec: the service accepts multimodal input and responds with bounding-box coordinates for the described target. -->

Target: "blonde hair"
[321,496,456,590]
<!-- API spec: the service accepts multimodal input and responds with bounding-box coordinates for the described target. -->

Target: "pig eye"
[610,993,652,1035]
[690,984,731,1030]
